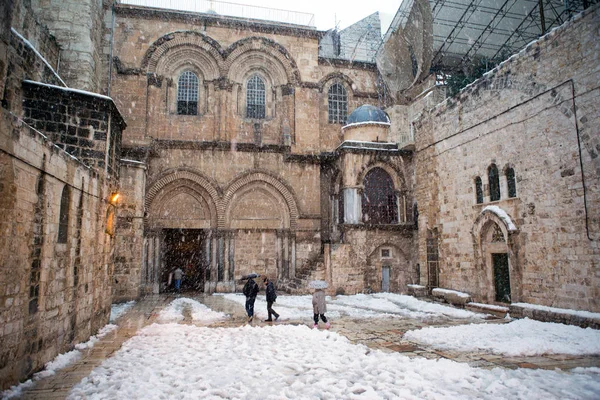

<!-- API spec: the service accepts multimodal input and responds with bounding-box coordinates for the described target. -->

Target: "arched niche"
[224,172,298,230]
[145,171,222,229]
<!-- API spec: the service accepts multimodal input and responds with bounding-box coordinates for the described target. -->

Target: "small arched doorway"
[483,222,511,302]
[473,207,518,304]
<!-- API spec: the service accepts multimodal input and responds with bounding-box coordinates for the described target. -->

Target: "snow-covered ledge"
[510,303,600,329]
[482,205,517,232]
[432,288,472,306]
[407,284,427,297]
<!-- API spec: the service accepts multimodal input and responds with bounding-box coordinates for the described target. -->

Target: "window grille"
[475,176,483,204]
[488,164,500,202]
[177,71,199,115]
[328,83,347,124]
[506,167,517,198]
[362,168,398,224]
[57,186,70,243]
[246,75,266,119]
[491,223,505,242]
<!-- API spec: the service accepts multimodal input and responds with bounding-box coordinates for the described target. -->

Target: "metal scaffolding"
[390,0,598,74]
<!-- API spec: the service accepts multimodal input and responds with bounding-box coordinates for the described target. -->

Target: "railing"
[118,0,315,27]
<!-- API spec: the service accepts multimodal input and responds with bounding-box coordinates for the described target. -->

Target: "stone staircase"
[278,253,325,294]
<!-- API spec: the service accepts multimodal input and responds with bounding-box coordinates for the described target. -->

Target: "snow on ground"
[1,325,117,399]
[219,293,398,320]
[157,297,228,323]
[110,301,136,323]
[404,318,600,356]
[347,292,485,319]
[219,292,486,321]
[67,322,600,400]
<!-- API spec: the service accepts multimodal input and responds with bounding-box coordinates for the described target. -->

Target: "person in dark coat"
[312,288,330,329]
[242,276,260,322]
[263,276,279,322]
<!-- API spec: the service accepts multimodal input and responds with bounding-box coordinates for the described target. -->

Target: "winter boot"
[313,323,318,329]
[325,322,331,329]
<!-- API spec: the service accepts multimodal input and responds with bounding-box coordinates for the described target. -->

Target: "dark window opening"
[362,168,397,224]
[338,191,345,224]
[328,83,348,124]
[246,75,266,119]
[58,186,70,243]
[177,71,199,116]
[506,167,517,198]
[488,164,500,202]
[475,176,483,204]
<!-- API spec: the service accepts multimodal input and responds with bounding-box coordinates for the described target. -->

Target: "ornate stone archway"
[472,207,520,303]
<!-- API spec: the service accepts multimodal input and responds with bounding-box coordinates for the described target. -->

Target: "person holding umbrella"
[263,276,279,322]
[242,273,260,322]
[309,280,330,329]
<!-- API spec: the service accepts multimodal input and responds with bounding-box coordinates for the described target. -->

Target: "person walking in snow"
[263,276,279,322]
[312,287,330,329]
[173,267,183,293]
[242,275,260,322]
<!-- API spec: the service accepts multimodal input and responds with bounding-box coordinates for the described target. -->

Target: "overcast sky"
[131,0,403,34]
[242,0,402,32]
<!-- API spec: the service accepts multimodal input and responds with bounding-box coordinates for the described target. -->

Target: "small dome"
[346,105,390,125]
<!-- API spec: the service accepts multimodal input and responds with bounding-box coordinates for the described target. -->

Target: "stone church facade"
[0,0,598,390]
[109,5,417,300]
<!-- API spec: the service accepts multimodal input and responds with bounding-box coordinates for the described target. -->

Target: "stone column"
[211,233,218,283]
[142,237,148,287]
[217,233,224,281]
[153,236,161,294]
[283,232,289,279]
[343,188,362,224]
[276,230,283,279]
[146,237,154,293]
[223,232,230,282]
[290,233,296,279]
[228,232,235,281]
[205,231,212,281]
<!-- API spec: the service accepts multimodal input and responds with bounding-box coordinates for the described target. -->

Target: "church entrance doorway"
[492,253,511,303]
[162,229,206,292]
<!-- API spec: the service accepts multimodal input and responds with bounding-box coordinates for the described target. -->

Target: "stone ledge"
[432,288,472,307]
[466,302,509,318]
[509,304,600,329]
[407,284,427,297]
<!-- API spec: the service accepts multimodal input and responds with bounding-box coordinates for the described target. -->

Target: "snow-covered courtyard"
[4,293,600,399]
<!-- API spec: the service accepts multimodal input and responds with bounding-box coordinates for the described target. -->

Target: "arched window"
[475,176,483,204]
[488,164,500,202]
[362,168,397,224]
[328,83,347,124]
[57,186,70,243]
[177,71,199,115]
[246,74,266,119]
[506,167,517,198]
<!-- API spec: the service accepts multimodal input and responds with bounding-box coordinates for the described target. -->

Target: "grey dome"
[346,105,390,125]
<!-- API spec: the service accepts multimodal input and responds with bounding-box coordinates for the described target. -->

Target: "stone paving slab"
[13,293,600,399]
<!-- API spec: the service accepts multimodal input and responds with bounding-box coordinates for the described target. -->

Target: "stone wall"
[0,0,122,388]
[21,81,125,177]
[30,0,110,92]
[0,109,116,390]
[414,6,600,312]
[110,5,381,153]
[112,160,146,302]
[109,6,388,297]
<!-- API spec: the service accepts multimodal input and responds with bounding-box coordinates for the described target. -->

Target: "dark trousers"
[267,301,279,320]
[245,296,256,317]
[313,313,327,324]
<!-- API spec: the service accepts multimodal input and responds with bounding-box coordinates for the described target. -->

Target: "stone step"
[466,302,509,318]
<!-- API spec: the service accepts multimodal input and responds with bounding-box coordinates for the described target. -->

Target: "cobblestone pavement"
[16,293,600,399]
